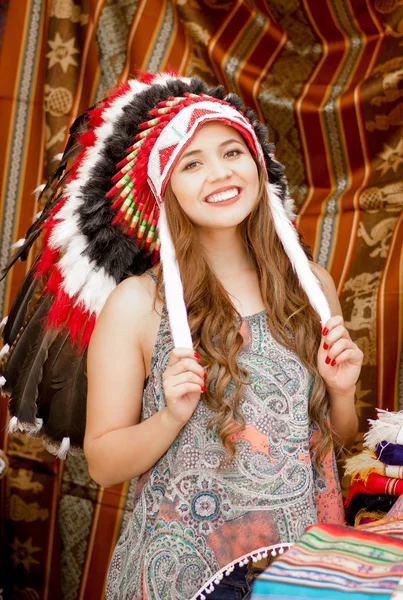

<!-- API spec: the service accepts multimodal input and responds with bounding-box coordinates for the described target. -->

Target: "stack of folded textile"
[251,523,403,599]
[344,409,403,527]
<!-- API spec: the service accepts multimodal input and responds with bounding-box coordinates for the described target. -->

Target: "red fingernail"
[201,384,206,392]
[322,328,329,336]
[323,343,329,350]
[203,372,207,380]
[194,352,201,359]
[331,359,336,366]
[325,356,331,365]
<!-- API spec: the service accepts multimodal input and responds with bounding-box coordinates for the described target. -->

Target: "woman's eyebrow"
[179,138,244,163]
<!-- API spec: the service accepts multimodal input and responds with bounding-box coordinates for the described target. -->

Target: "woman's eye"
[225,149,242,158]
[183,161,200,170]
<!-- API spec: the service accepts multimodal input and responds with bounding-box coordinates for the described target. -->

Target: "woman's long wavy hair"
[158,164,333,466]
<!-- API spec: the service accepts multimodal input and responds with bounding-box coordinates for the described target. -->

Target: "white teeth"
[205,188,239,203]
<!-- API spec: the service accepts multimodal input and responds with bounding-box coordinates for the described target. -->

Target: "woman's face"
[169,121,259,230]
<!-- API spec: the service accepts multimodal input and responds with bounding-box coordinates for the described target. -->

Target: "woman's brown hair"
[159,164,332,465]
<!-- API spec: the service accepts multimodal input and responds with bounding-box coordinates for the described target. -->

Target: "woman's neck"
[198,227,254,280]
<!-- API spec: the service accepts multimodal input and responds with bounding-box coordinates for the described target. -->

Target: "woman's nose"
[207,160,232,182]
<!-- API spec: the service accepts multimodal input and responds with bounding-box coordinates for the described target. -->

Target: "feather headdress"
[0,72,331,457]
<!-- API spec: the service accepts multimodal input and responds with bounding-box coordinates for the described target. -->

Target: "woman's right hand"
[162,348,206,427]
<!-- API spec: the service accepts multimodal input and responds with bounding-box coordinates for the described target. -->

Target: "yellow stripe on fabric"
[221,9,256,88]
[0,0,32,227]
[78,486,105,598]
[294,0,329,226]
[1,0,46,315]
[336,6,384,294]
[177,30,191,75]
[250,19,286,120]
[120,0,151,81]
[43,460,65,600]
[140,0,167,70]
[159,2,178,72]
[68,0,106,128]
[377,212,403,410]
[207,0,243,84]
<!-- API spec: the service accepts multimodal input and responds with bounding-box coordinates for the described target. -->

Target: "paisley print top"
[106,300,345,600]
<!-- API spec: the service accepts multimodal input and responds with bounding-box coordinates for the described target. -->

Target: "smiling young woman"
[81,78,362,600]
[0,73,362,600]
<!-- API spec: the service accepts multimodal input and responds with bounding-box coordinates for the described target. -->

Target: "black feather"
[38,332,87,446]
[8,327,58,426]
[2,257,43,345]
[2,295,53,391]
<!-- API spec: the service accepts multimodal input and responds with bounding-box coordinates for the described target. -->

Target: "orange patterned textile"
[0,0,402,598]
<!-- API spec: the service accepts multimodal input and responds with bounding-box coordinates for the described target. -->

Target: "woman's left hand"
[318,315,363,395]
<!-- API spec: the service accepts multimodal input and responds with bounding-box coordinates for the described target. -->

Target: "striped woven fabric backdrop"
[0,0,402,598]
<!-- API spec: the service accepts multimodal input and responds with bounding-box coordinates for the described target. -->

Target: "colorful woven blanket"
[346,473,403,507]
[251,523,403,599]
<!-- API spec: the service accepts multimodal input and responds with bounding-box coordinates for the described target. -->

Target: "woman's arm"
[84,277,180,486]
[84,277,205,487]
[312,265,362,449]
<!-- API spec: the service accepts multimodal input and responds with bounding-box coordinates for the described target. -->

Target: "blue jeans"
[208,565,253,600]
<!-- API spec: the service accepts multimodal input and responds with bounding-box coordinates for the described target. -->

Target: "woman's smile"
[204,186,242,206]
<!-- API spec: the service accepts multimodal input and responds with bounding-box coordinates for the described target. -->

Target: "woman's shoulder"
[100,270,159,326]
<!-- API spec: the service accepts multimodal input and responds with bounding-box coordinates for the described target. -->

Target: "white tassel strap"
[158,205,193,349]
[266,182,331,325]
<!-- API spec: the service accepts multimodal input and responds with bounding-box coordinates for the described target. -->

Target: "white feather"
[364,409,403,450]
[0,375,6,389]
[76,268,116,316]
[56,437,70,459]
[158,205,193,349]
[53,153,64,162]
[33,210,43,221]
[0,316,8,328]
[33,183,46,194]
[49,214,80,250]
[0,344,10,359]
[11,238,25,250]
[266,182,331,324]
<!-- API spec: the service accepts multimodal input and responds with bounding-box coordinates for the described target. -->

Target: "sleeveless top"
[106,273,345,600]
